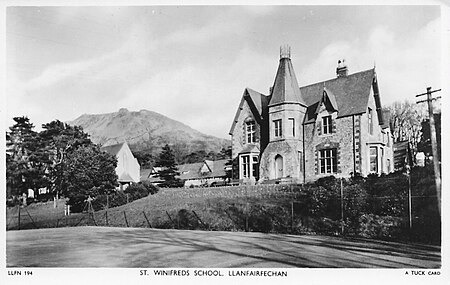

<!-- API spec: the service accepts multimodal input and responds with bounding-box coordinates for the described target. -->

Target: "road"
[6,226,440,268]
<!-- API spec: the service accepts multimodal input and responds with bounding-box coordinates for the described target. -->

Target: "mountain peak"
[67,108,229,154]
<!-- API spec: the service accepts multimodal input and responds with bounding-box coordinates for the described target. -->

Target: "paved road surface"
[6,226,440,268]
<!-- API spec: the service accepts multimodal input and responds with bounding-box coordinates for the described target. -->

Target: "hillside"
[67,108,229,154]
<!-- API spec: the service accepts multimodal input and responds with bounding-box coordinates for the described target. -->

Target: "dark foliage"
[155,144,183,187]
[89,181,159,212]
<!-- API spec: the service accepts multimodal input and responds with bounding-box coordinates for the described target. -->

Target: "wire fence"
[5,176,441,244]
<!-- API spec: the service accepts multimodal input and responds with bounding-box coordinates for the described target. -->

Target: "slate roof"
[178,159,228,180]
[229,88,271,135]
[381,109,391,129]
[302,69,376,123]
[238,144,260,154]
[140,168,152,181]
[269,57,306,106]
[101,143,124,156]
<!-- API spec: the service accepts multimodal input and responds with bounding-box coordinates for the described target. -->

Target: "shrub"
[176,209,200,229]
[66,194,88,213]
[358,214,402,240]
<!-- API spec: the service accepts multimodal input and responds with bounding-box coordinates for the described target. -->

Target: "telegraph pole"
[416,87,441,217]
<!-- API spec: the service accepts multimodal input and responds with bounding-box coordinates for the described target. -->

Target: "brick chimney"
[336,59,348,77]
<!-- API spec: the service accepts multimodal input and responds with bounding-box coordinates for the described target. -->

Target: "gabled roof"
[178,159,228,180]
[323,86,338,111]
[301,69,376,121]
[229,88,270,135]
[381,109,391,129]
[269,57,306,106]
[101,142,124,156]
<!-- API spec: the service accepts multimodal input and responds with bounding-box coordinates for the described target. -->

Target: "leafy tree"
[39,120,92,197]
[6,117,49,198]
[132,150,154,169]
[64,145,118,211]
[155,144,182,187]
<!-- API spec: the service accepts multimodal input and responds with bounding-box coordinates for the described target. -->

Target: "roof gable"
[178,159,228,180]
[101,142,124,156]
[229,88,270,135]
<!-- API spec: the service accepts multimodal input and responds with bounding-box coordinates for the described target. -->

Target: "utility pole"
[340,179,344,235]
[416,87,441,217]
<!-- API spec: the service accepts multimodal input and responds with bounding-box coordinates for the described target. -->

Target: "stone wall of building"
[230,99,261,160]
[304,111,358,182]
[259,103,305,182]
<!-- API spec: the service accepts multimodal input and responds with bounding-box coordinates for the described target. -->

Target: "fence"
[5,174,441,244]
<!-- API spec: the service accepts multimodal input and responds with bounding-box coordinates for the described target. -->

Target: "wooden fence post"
[291,201,294,233]
[123,211,129,227]
[166,211,176,228]
[18,205,21,230]
[142,211,152,228]
[192,210,208,230]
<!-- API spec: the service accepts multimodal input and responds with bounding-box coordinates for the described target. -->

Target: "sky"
[4,4,444,139]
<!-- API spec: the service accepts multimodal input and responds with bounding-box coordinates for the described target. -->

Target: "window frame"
[369,146,378,173]
[245,120,256,144]
[288,118,295,137]
[273,119,282,138]
[319,148,337,174]
[242,155,250,178]
[322,115,332,135]
[368,108,373,135]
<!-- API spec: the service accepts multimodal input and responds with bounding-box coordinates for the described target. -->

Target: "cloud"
[118,47,274,138]
[22,23,156,91]
[299,18,441,106]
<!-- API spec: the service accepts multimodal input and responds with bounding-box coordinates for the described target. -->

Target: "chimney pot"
[336,59,348,77]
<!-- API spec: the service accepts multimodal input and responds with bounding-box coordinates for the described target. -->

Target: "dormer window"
[322,116,332,134]
[246,121,256,143]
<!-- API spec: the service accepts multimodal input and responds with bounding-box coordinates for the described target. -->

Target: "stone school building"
[229,46,394,184]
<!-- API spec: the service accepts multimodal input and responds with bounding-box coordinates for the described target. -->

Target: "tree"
[132,150,154,169]
[6,117,48,198]
[417,113,441,164]
[39,120,92,197]
[387,101,426,162]
[155,144,182,187]
[63,145,118,212]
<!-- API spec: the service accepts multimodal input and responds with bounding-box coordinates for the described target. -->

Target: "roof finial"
[280,45,291,59]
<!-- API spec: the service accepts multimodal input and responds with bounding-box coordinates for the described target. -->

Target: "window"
[242,155,250,178]
[289,118,295,137]
[274,119,282,138]
[246,121,256,143]
[387,159,391,173]
[298,151,303,173]
[322,116,332,134]
[319,149,337,174]
[252,156,259,178]
[369,146,378,173]
[368,108,373,135]
[387,131,390,147]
